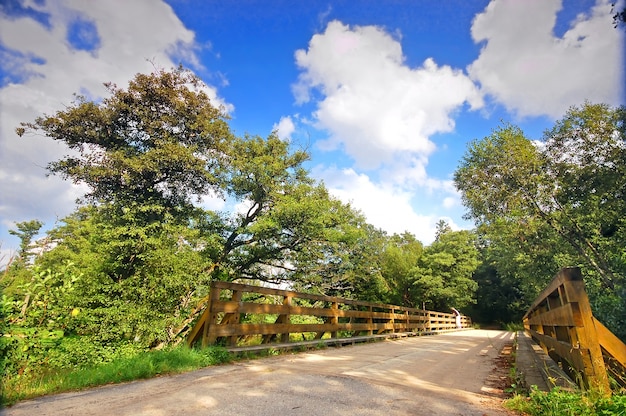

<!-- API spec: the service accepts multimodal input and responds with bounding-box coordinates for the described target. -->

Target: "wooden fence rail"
[523,267,626,393]
[188,281,471,349]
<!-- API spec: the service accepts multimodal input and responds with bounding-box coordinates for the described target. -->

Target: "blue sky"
[0,0,624,264]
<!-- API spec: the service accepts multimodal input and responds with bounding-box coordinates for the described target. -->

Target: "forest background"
[1,68,624,392]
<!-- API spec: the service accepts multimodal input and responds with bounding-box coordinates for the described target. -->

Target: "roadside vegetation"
[1,67,625,407]
[1,345,231,406]
[506,387,626,416]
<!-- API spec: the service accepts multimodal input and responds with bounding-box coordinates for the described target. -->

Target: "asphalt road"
[2,330,517,416]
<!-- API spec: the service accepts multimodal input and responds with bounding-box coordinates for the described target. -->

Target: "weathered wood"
[524,303,580,328]
[523,267,615,393]
[594,318,626,369]
[189,280,469,350]
[528,329,586,371]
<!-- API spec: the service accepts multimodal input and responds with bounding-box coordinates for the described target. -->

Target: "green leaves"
[17,66,232,212]
[455,123,547,221]
[454,102,626,338]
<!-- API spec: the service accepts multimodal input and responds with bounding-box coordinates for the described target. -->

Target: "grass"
[1,345,232,407]
[504,322,525,332]
[505,386,626,415]
[503,331,626,415]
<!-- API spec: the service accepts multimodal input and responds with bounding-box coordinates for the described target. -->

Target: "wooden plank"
[525,303,581,327]
[191,280,470,348]
[529,330,585,371]
[563,280,609,392]
[524,267,582,320]
[213,301,427,321]
[594,317,626,368]
[203,286,222,347]
[207,321,421,337]
[211,280,439,315]
[523,268,610,393]
[186,300,209,347]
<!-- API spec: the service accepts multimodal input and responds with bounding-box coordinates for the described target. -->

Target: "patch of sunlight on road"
[196,396,219,407]
[299,353,353,362]
[246,364,277,373]
[243,390,265,397]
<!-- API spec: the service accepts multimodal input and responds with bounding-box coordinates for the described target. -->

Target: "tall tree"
[454,103,626,339]
[8,220,43,263]
[413,229,479,311]
[454,104,626,291]
[17,66,233,217]
[542,103,626,288]
[380,233,424,307]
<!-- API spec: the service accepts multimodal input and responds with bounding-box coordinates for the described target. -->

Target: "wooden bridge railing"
[523,267,626,392]
[188,281,471,349]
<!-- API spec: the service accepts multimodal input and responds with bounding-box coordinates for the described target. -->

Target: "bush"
[506,386,626,416]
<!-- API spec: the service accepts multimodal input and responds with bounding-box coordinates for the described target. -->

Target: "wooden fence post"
[202,281,221,347]
[330,301,338,338]
[559,268,609,392]
[276,295,292,343]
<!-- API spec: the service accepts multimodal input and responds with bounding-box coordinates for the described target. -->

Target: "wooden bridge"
[6,268,626,415]
[187,280,471,352]
[189,268,626,394]
[523,267,626,393]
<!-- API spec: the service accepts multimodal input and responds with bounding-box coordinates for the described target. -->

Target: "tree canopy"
[454,102,626,339]
[17,67,232,216]
[7,67,400,351]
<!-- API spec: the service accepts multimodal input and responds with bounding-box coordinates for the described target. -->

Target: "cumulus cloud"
[293,20,481,241]
[293,20,483,170]
[313,165,459,244]
[273,116,296,141]
[468,0,624,118]
[0,0,231,244]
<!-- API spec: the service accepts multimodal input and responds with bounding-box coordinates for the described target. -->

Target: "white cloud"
[293,20,483,170]
[0,0,232,248]
[273,116,296,141]
[198,190,227,212]
[468,0,624,118]
[313,165,458,244]
[442,197,457,209]
[294,20,482,242]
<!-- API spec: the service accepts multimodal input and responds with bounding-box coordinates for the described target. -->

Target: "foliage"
[8,66,382,362]
[0,286,9,401]
[34,206,212,348]
[454,103,626,339]
[380,232,423,306]
[413,228,479,311]
[505,387,626,416]
[1,262,90,379]
[16,66,232,215]
[7,220,43,265]
[1,345,231,406]
[378,227,480,311]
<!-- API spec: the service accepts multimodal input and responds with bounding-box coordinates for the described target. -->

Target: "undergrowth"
[505,386,626,415]
[1,345,231,407]
[505,331,626,415]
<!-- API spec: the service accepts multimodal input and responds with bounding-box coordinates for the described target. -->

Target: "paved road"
[2,330,516,416]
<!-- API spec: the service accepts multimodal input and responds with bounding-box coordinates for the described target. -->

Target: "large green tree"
[17,66,232,216]
[14,67,376,348]
[380,232,424,307]
[454,103,626,338]
[413,228,479,311]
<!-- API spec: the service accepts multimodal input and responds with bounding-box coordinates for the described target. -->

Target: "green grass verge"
[505,386,626,415]
[1,345,232,407]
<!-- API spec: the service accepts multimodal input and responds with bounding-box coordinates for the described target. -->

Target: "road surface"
[2,329,517,416]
